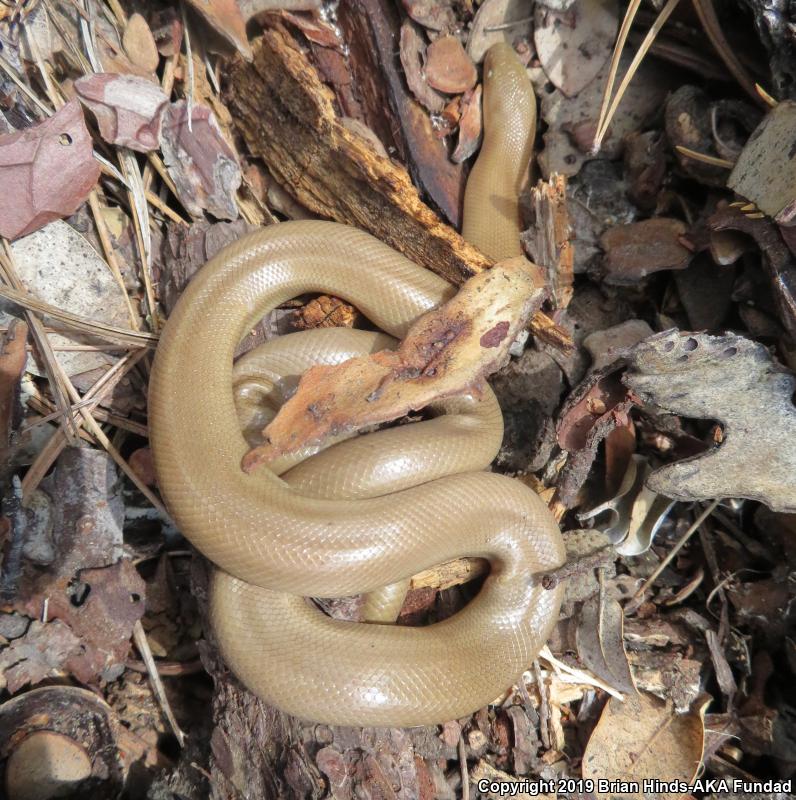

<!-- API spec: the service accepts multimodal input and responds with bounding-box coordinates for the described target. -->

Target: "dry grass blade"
[88,191,141,329]
[755,82,778,108]
[594,0,681,151]
[0,49,52,117]
[692,0,764,106]
[594,0,642,153]
[675,145,735,169]
[119,150,157,329]
[0,241,79,442]
[20,348,147,496]
[0,284,157,348]
[133,620,187,747]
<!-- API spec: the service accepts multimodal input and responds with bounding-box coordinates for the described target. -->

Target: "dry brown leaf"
[451,86,483,163]
[184,0,251,60]
[399,19,446,113]
[0,100,100,241]
[243,257,546,470]
[467,0,534,64]
[534,0,617,98]
[600,218,692,284]
[576,588,636,695]
[425,35,477,94]
[401,0,457,32]
[160,101,241,220]
[583,692,707,798]
[123,13,159,73]
[625,329,796,512]
[75,73,168,153]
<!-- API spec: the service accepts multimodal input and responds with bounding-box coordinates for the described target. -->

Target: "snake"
[148,42,565,727]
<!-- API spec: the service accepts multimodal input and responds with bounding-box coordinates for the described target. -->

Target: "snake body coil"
[149,44,565,727]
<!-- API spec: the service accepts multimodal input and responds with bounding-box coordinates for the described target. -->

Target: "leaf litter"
[0,0,795,797]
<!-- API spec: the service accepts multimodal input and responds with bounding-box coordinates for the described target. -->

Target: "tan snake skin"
[148,43,565,727]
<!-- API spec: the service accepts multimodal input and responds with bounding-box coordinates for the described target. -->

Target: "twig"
[675,145,734,169]
[88,191,141,329]
[624,498,721,613]
[133,620,187,747]
[532,658,551,750]
[458,734,470,800]
[541,546,616,590]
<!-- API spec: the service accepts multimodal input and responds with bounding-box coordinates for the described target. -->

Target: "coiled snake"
[149,43,565,727]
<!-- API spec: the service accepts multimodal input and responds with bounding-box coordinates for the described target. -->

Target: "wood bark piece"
[524,174,573,308]
[227,25,571,350]
[243,258,546,470]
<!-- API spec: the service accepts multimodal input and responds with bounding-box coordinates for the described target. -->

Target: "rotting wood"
[524,175,573,309]
[227,25,572,352]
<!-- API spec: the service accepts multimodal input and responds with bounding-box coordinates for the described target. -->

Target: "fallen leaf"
[576,588,636,695]
[0,100,100,240]
[582,692,707,798]
[184,0,251,60]
[75,73,168,152]
[600,218,692,284]
[536,51,670,178]
[624,329,796,512]
[159,101,242,220]
[401,0,457,32]
[399,19,446,113]
[3,220,132,377]
[400,18,445,113]
[467,0,534,64]
[451,86,483,163]
[425,35,477,94]
[243,258,546,469]
[534,0,617,98]
[123,12,159,73]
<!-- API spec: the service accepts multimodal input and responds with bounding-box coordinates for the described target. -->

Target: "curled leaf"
[0,100,100,241]
[75,73,168,153]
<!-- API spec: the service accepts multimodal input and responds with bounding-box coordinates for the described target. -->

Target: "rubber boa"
[149,42,565,726]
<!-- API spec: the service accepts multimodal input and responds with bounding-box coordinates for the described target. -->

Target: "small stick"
[675,145,734,169]
[541,546,615,590]
[532,658,551,750]
[88,190,141,329]
[458,734,470,800]
[133,620,186,747]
